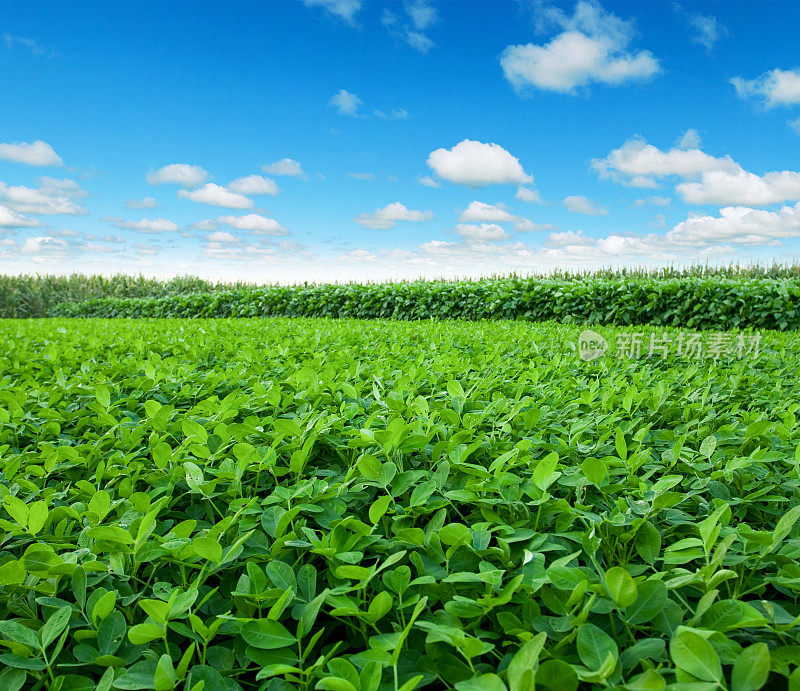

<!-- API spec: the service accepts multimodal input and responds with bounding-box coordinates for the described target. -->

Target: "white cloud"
[675,6,727,51]
[677,169,800,206]
[0,181,86,215]
[354,202,434,229]
[348,172,376,181]
[732,69,800,108]
[0,140,63,166]
[545,229,593,247]
[207,231,240,243]
[178,183,253,209]
[514,219,556,232]
[427,139,533,187]
[20,236,66,254]
[303,0,362,25]
[417,175,441,188]
[147,163,209,187]
[500,0,659,94]
[675,128,701,150]
[791,117,800,136]
[383,1,438,53]
[262,158,306,178]
[126,197,159,209]
[592,136,738,187]
[0,204,42,228]
[217,213,289,236]
[329,89,362,116]
[191,219,219,231]
[456,223,511,241]
[457,201,545,233]
[459,201,516,223]
[666,203,800,245]
[228,175,279,196]
[563,194,608,216]
[516,187,542,203]
[105,217,180,233]
[374,108,409,120]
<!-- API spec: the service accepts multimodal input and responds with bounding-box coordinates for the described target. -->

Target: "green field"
[2,317,800,690]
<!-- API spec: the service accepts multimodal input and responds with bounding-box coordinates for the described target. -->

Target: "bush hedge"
[51,276,800,330]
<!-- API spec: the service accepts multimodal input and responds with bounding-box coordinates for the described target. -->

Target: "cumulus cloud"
[329,89,363,116]
[217,214,289,236]
[20,236,66,254]
[666,203,800,245]
[126,197,159,209]
[147,163,209,187]
[0,181,86,215]
[791,117,800,136]
[0,204,43,228]
[677,169,800,206]
[592,136,739,187]
[262,158,306,178]
[228,175,279,196]
[455,223,511,241]
[545,229,594,247]
[303,0,362,25]
[500,0,659,94]
[427,140,533,187]
[207,231,240,243]
[457,201,545,233]
[0,140,63,166]
[459,201,517,223]
[675,128,701,150]
[178,183,253,209]
[105,216,180,233]
[732,68,800,108]
[563,194,608,216]
[516,187,542,203]
[348,172,376,181]
[354,202,434,229]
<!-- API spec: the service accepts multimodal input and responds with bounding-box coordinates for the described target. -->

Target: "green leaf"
[576,623,618,672]
[507,633,546,691]
[439,523,471,547]
[454,674,506,691]
[731,643,770,691]
[670,631,722,682]
[369,495,392,524]
[605,567,637,608]
[0,621,41,650]
[192,537,223,563]
[240,619,296,649]
[624,580,667,625]
[40,606,72,648]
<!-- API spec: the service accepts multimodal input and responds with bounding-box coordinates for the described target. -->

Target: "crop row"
[52,276,800,330]
[1,318,800,689]
[4,263,800,319]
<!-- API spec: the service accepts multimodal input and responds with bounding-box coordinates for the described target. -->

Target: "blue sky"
[2,0,800,282]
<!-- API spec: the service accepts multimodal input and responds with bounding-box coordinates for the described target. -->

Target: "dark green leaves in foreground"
[1,317,800,689]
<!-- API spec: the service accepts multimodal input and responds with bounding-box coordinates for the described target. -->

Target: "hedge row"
[50,276,800,329]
